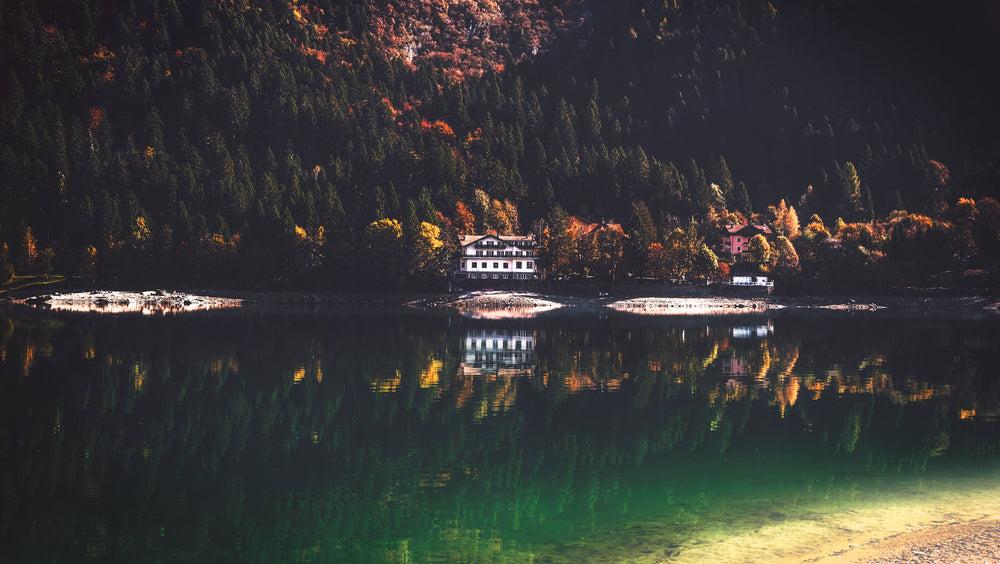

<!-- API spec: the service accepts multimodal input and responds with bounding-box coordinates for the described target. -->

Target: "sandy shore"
[807,519,1000,563]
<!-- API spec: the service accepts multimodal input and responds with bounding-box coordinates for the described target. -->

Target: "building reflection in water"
[460,328,536,378]
[731,321,773,339]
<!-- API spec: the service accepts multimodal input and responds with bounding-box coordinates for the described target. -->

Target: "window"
[462,261,467,269]
[471,262,477,268]
[504,263,509,268]
[476,251,482,256]
[493,262,499,269]
[516,261,522,269]
[526,261,533,269]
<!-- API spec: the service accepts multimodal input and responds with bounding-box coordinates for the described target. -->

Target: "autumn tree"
[768,199,800,238]
[692,244,719,282]
[488,200,514,235]
[538,205,574,277]
[746,234,771,273]
[591,227,626,280]
[573,231,598,276]
[409,222,446,280]
[885,211,951,283]
[646,242,669,279]
[21,227,38,272]
[454,201,476,235]
[951,197,978,269]
[837,161,863,220]
[364,218,405,286]
[663,221,702,281]
[834,221,887,287]
[80,245,97,282]
[771,236,801,276]
[795,214,832,270]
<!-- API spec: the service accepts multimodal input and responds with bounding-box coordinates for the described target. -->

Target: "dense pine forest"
[2,0,999,291]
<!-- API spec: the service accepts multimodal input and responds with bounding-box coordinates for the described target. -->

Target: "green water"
[1,307,998,563]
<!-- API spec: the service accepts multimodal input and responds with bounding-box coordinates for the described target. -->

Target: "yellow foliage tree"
[364,218,405,284]
[21,226,38,272]
[410,221,444,276]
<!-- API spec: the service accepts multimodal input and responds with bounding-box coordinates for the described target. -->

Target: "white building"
[456,234,538,280]
[727,275,773,288]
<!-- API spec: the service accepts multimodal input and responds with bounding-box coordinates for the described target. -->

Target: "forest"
[1,0,999,291]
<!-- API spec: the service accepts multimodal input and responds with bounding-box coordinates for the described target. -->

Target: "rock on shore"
[14,290,242,315]
[418,291,565,319]
[607,296,772,315]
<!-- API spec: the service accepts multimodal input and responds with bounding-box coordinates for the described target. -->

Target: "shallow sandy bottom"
[624,474,1000,564]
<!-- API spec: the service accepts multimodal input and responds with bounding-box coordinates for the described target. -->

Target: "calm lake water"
[2,305,999,563]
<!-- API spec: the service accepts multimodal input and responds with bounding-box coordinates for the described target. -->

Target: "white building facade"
[456,234,538,280]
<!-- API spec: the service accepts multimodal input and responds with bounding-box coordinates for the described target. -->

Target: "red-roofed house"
[567,216,625,239]
[722,224,772,256]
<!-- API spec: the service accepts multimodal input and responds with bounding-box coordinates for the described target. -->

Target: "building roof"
[725,224,772,236]
[459,234,536,247]
[567,216,625,238]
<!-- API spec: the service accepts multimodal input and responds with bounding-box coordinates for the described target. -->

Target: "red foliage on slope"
[369,0,588,79]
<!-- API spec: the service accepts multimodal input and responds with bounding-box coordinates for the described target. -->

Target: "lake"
[1,304,999,562]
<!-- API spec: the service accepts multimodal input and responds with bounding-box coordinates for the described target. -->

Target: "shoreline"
[2,287,999,317]
[804,518,1000,563]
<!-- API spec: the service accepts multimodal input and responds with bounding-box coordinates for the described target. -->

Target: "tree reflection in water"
[1,309,998,562]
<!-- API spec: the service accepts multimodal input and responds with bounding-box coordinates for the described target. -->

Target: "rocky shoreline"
[414,291,999,318]
[3,288,998,317]
[809,518,1000,563]
[7,290,243,315]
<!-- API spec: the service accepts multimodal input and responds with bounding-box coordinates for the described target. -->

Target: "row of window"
[465,329,534,338]
[475,240,535,248]
[470,273,533,279]
[464,261,533,270]
[467,339,534,350]
[472,250,535,257]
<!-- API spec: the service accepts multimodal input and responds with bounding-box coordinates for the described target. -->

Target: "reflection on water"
[461,329,536,377]
[1,309,999,562]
